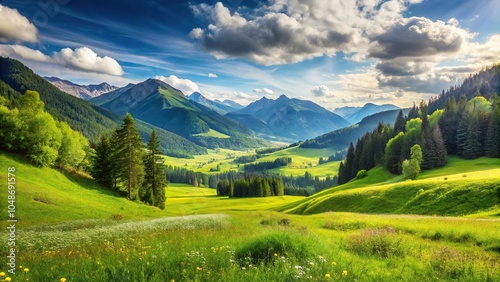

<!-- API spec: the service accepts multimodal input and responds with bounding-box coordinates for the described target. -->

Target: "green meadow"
[162,146,341,178]
[0,152,499,281]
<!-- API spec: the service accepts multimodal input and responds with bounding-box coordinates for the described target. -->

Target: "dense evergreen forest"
[338,65,500,184]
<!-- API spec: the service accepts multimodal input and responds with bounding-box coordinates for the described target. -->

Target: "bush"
[346,227,409,258]
[235,233,312,265]
[356,169,368,179]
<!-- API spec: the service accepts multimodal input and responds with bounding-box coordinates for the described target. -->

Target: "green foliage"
[385,132,405,174]
[235,233,313,265]
[91,135,115,188]
[0,90,90,167]
[142,130,167,209]
[356,169,368,179]
[111,113,145,200]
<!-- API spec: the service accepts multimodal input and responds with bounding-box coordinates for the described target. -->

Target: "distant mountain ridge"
[189,92,240,114]
[229,94,350,142]
[97,78,267,149]
[301,108,410,149]
[44,76,119,100]
[334,103,400,124]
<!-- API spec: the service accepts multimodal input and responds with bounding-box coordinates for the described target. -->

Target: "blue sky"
[0,0,499,109]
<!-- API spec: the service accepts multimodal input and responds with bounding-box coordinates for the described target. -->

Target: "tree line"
[243,157,292,172]
[91,113,167,209]
[0,91,89,168]
[165,165,337,196]
[338,92,500,184]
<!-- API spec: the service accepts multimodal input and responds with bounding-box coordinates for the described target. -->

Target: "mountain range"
[1,56,410,156]
[188,92,241,114]
[228,95,350,141]
[93,78,267,149]
[333,103,400,124]
[44,76,119,100]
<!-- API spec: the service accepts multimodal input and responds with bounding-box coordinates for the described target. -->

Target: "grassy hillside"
[0,152,499,281]
[280,157,500,216]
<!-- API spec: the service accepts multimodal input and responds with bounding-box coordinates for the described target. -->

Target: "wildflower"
[170,279,175,282]
[19,266,23,269]
[196,266,202,271]
[0,272,5,276]
[24,268,29,273]
[332,261,337,266]
[342,270,348,276]
[325,273,331,278]
[60,278,67,282]
[6,277,12,282]
[274,253,278,257]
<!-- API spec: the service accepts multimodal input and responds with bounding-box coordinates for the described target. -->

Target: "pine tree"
[112,113,145,200]
[142,130,167,209]
[456,110,482,159]
[91,135,114,188]
[394,110,406,134]
[486,96,500,157]
[438,97,459,154]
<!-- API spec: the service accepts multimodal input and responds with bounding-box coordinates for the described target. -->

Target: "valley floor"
[0,152,499,281]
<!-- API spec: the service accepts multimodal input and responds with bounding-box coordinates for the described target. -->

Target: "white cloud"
[0,45,124,76]
[208,73,218,78]
[52,47,124,76]
[154,75,199,95]
[311,85,334,97]
[0,45,50,61]
[0,5,38,43]
[253,88,274,95]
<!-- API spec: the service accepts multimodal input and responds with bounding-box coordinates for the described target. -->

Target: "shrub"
[346,227,409,258]
[356,169,368,179]
[235,233,312,265]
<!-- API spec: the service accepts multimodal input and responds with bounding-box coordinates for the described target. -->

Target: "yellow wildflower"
[332,261,337,266]
[196,266,203,271]
[0,272,5,276]
[325,273,331,278]
[6,277,12,282]
[342,270,348,276]
[24,268,29,273]
[60,278,67,282]
[274,253,278,257]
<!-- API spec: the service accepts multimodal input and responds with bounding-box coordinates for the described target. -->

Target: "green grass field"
[162,146,341,178]
[192,129,231,139]
[0,152,499,281]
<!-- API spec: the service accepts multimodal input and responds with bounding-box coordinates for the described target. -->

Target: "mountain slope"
[44,76,119,100]
[301,109,409,149]
[232,95,350,141]
[343,103,400,124]
[0,57,206,157]
[98,79,267,149]
[189,92,239,114]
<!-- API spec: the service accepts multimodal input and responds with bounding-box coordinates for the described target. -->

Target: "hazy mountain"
[301,109,410,149]
[99,79,267,149]
[0,57,207,157]
[44,76,119,100]
[340,103,400,124]
[215,99,244,110]
[332,106,361,118]
[230,94,350,141]
[189,92,240,114]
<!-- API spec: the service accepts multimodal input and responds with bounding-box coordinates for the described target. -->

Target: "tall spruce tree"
[112,113,145,200]
[91,135,114,188]
[142,129,167,209]
[486,95,500,157]
[394,110,406,134]
[456,110,482,159]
